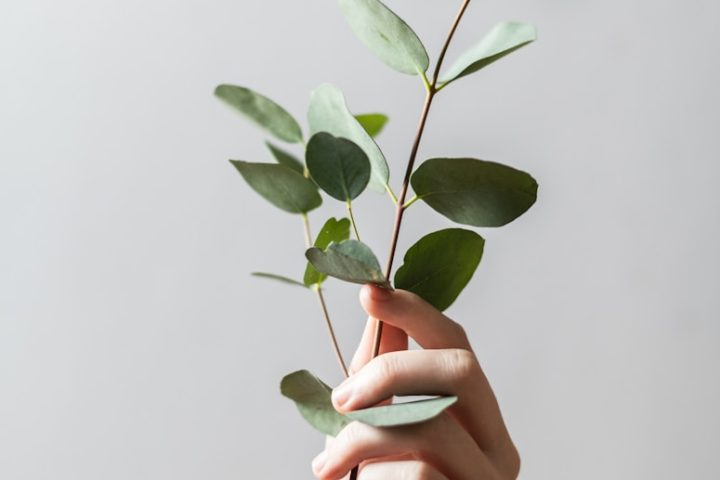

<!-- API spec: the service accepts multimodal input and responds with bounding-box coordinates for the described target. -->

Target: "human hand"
[311,284,520,480]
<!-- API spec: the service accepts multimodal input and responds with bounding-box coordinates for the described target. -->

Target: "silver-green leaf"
[337,0,429,75]
[394,229,485,311]
[306,240,388,286]
[440,22,537,86]
[215,84,303,143]
[411,158,538,227]
[252,272,308,288]
[308,84,389,193]
[354,113,389,138]
[281,370,351,436]
[304,218,352,286]
[230,161,321,214]
[306,132,371,202]
[347,396,458,427]
[281,370,458,436]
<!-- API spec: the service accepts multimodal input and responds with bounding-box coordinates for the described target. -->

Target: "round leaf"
[337,0,429,75]
[266,142,304,174]
[215,84,303,143]
[305,240,388,286]
[281,370,350,437]
[440,22,537,86]
[394,229,485,311]
[411,158,538,227]
[306,132,371,202]
[354,113,389,138]
[308,84,389,193]
[230,161,321,214]
[304,218,352,286]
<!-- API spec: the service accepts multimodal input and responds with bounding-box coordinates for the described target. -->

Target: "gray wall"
[1,0,718,478]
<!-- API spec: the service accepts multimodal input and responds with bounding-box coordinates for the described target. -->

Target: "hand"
[311,284,520,480]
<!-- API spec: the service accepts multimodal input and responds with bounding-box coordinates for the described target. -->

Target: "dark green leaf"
[252,272,308,288]
[215,84,303,143]
[306,240,388,286]
[354,113,389,137]
[347,396,458,427]
[281,370,350,436]
[304,218,352,286]
[281,370,458,436]
[440,22,536,86]
[230,161,321,214]
[308,84,389,193]
[266,142,304,174]
[394,229,484,311]
[337,0,429,75]
[411,158,538,227]
[306,133,371,202]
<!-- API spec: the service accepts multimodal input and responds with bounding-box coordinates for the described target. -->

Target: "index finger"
[359,285,472,351]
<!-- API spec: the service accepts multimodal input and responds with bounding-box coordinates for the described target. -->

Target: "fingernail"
[368,284,392,301]
[332,379,353,408]
[312,451,327,473]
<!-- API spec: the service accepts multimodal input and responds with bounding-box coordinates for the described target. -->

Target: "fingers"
[349,316,407,375]
[359,460,449,480]
[312,416,497,480]
[359,285,471,350]
[334,349,478,411]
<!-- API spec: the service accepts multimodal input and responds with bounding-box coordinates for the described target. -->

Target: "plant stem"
[346,201,361,241]
[301,215,350,378]
[371,0,473,358]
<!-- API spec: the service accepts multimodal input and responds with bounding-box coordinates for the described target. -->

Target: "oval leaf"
[347,396,458,427]
[440,22,537,86]
[215,84,303,143]
[281,370,458,436]
[306,240,388,286]
[252,272,308,288]
[308,84,389,193]
[394,229,484,311]
[281,370,350,437]
[337,0,429,75]
[266,142,304,174]
[411,158,538,227]
[306,132,371,202]
[304,218,352,286]
[230,161,321,214]
[354,113,389,137]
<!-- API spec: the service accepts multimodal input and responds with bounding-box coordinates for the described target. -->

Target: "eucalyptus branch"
[372,0,473,358]
[302,215,350,378]
[346,201,361,241]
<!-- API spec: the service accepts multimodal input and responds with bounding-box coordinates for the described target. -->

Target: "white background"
[1,0,719,478]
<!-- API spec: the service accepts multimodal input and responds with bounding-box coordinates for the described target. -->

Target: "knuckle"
[443,348,478,382]
[369,352,401,385]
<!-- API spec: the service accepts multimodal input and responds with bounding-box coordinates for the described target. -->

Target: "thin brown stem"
[301,215,350,378]
[371,0,472,358]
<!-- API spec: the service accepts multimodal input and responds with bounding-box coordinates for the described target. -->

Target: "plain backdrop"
[1,0,719,478]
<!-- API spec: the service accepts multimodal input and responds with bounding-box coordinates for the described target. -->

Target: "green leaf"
[411,158,538,227]
[230,161,321,214]
[282,370,458,436]
[306,240,388,286]
[266,142,304,174]
[440,22,537,86]
[281,370,351,437]
[354,113,389,138]
[215,84,303,143]
[308,84,389,193]
[304,217,352,286]
[347,396,458,427]
[306,132,371,202]
[252,272,308,288]
[337,0,429,75]
[394,229,484,311]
